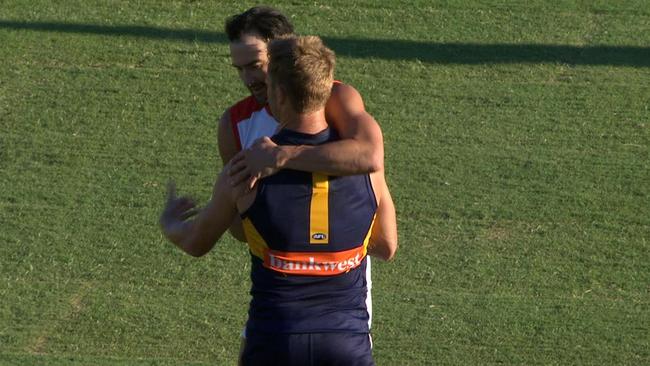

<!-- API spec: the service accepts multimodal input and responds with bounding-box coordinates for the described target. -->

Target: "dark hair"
[225,6,294,42]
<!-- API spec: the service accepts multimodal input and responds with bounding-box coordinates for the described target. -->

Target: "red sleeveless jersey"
[229,96,278,151]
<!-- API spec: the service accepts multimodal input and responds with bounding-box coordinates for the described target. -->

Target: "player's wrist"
[275,145,295,169]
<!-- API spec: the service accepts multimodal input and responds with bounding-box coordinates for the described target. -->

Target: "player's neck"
[280,109,328,135]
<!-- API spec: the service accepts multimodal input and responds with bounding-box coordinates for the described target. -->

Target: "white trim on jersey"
[236,108,279,149]
[366,256,373,329]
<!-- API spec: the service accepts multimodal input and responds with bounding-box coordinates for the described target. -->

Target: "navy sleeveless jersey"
[241,128,377,334]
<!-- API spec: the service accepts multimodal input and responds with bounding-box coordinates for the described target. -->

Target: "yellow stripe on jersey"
[309,173,329,244]
[242,217,269,259]
[361,213,377,256]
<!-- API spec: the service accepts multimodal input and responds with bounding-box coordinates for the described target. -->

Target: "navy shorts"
[241,332,375,366]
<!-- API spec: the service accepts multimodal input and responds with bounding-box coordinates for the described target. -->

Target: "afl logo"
[312,233,327,240]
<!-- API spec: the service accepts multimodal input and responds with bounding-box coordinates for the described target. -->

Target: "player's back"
[240,127,377,335]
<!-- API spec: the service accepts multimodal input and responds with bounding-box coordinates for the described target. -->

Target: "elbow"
[367,155,383,173]
[370,239,398,261]
[186,248,208,258]
[383,241,398,261]
[355,139,383,173]
[365,147,384,173]
[182,237,211,258]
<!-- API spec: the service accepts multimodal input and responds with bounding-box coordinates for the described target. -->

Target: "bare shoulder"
[326,83,367,124]
[330,82,364,105]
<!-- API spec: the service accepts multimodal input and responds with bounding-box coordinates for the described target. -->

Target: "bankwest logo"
[264,246,365,276]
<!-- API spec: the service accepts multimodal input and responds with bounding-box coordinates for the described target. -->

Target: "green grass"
[1,1,649,365]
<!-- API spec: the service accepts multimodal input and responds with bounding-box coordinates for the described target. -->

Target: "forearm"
[279,138,381,176]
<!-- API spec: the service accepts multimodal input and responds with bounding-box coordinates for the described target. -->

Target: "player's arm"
[217,109,247,242]
[280,83,384,174]
[229,83,384,186]
[367,171,398,261]
[160,172,238,257]
[218,109,239,164]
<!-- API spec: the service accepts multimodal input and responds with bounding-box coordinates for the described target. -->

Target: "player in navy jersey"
[217,7,391,363]
[161,36,397,365]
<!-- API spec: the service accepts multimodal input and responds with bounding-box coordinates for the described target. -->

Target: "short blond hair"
[267,36,335,113]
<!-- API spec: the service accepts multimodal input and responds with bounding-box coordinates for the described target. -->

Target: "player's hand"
[230,181,251,203]
[159,181,198,238]
[229,137,280,189]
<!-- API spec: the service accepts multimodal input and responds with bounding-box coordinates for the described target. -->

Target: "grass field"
[1,1,649,365]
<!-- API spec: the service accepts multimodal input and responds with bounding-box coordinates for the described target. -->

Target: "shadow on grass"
[0,20,228,43]
[2,20,649,67]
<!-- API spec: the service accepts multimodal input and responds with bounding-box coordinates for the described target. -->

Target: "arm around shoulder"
[278,83,384,175]
[326,83,384,172]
